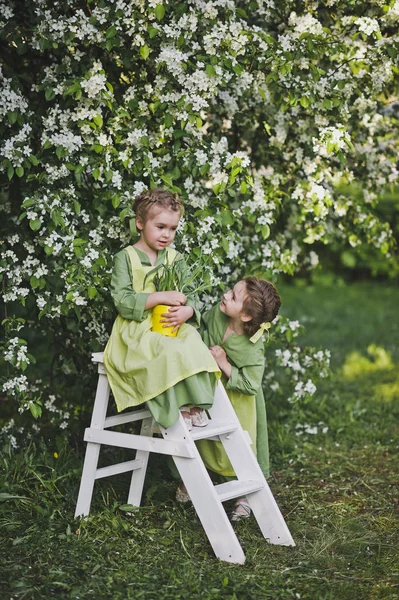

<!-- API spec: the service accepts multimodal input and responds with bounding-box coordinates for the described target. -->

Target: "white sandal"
[179,408,192,430]
[231,498,251,521]
[190,408,209,427]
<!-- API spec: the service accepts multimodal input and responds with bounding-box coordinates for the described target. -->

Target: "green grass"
[1,282,399,599]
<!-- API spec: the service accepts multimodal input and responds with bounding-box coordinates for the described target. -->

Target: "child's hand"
[209,345,232,378]
[209,345,227,364]
[158,291,187,306]
[161,305,194,331]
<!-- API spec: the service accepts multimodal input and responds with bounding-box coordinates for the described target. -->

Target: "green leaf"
[16,166,24,178]
[93,114,103,127]
[52,210,64,226]
[206,64,216,77]
[261,224,270,239]
[30,276,40,289]
[29,155,39,166]
[213,183,221,195]
[240,181,247,194]
[300,96,310,108]
[220,210,234,226]
[92,168,101,180]
[140,45,150,60]
[29,401,42,419]
[161,174,173,187]
[148,26,158,39]
[45,88,55,101]
[7,111,18,124]
[88,287,97,299]
[64,82,80,96]
[30,219,42,231]
[327,141,336,154]
[155,4,165,20]
[73,238,88,247]
[106,25,117,38]
[199,164,209,176]
[7,165,14,180]
[118,504,136,512]
[112,195,121,209]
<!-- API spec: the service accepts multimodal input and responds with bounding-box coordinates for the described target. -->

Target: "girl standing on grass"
[104,188,220,429]
[192,277,281,520]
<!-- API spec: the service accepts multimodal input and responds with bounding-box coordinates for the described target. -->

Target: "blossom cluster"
[0,0,398,441]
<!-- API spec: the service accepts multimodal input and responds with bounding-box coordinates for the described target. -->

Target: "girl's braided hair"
[134,188,184,230]
[242,277,281,337]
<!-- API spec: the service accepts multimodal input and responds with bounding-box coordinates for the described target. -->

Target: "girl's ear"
[240,313,252,323]
[136,217,143,233]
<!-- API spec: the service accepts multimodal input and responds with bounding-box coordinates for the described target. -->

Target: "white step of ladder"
[74,352,295,564]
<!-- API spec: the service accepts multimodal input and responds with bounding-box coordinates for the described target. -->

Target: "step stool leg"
[163,416,246,564]
[126,417,153,507]
[75,370,110,518]
[209,382,295,546]
[74,442,101,518]
[245,486,295,546]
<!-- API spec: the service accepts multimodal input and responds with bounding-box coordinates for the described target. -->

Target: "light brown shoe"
[175,483,190,503]
[231,498,251,521]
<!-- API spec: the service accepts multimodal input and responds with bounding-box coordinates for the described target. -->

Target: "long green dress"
[196,305,270,478]
[103,246,220,428]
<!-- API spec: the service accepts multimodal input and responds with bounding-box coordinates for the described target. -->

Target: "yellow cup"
[151,304,179,337]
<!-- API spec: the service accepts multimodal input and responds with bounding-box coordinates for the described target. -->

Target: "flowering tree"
[1,0,398,442]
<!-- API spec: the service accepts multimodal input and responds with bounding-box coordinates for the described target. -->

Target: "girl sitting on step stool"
[177,277,281,521]
[104,188,220,429]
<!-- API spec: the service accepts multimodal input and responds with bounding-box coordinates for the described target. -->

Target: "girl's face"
[220,281,250,322]
[136,208,180,253]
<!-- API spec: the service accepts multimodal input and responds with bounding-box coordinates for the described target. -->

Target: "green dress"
[196,306,270,478]
[103,246,220,428]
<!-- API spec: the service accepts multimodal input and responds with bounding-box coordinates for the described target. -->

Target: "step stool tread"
[104,409,152,428]
[214,479,265,502]
[190,419,238,441]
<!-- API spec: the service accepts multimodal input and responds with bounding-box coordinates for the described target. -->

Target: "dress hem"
[107,367,221,413]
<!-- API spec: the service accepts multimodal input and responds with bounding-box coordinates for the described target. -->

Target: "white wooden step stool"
[75,352,295,564]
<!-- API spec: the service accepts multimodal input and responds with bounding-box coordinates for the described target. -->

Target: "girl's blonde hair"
[242,278,281,337]
[134,188,184,229]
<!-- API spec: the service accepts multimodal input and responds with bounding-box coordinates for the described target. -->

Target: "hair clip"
[249,321,271,344]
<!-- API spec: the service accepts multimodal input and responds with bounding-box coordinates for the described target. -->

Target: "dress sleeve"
[110,250,149,321]
[225,354,265,396]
